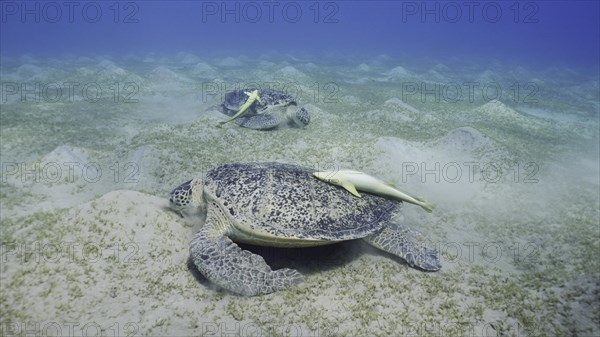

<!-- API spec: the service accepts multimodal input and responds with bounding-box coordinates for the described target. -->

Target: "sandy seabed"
[1,53,599,336]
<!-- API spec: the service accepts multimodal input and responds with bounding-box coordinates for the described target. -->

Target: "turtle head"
[169,178,205,214]
[289,107,310,128]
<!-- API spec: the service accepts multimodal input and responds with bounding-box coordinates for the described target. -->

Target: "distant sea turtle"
[217,89,310,130]
[169,162,440,296]
[218,89,263,126]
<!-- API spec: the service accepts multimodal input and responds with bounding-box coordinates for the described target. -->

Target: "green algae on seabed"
[0,56,598,336]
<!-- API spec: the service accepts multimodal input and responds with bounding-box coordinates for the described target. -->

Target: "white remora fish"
[219,89,262,126]
[312,169,434,213]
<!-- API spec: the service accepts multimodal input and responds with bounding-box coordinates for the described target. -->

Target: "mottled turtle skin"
[220,89,311,130]
[170,162,440,295]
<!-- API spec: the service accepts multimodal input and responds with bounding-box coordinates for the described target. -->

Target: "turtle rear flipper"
[189,204,303,295]
[363,224,441,271]
[236,114,282,130]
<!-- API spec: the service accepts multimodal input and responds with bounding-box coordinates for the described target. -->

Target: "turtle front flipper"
[236,114,282,130]
[363,224,441,271]
[189,204,303,295]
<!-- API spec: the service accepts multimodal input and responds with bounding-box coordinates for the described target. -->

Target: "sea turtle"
[218,89,263,126]
[169,162,440,296]
[217,89,310,130]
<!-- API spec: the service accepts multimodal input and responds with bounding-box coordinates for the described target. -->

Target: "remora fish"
[313,169,434,213]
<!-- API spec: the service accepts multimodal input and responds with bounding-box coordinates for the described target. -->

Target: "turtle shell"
[222,89,296,113]
[203,162,400,241]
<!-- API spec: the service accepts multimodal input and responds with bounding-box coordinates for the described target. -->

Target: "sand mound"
[1,190,208,335]
[3,145,93,190]
[432,63,451,73]
[275,66,309,81]
[216,57,242,67]
[19,55,38,63]
[425,69,447,81]
[150,66,193,83]
[192,62,218,77]
[97,60,127,76]
[471,100,548,130]
[373,127,513,216]
[88,59,144,83]
[176,52,202,64]
[383,98,422,114]
[1,144,165,217]
[357,63,371,72]
[147,67,194,92]
[15,64,47,81]
[432,127,499,156]
[476,69,501,82]
[386,65,413,78]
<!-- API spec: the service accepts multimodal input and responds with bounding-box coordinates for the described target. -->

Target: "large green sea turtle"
[169,162,440,296]
[217,89,310,130]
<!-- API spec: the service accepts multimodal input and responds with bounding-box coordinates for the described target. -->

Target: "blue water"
[1,1,599,67]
